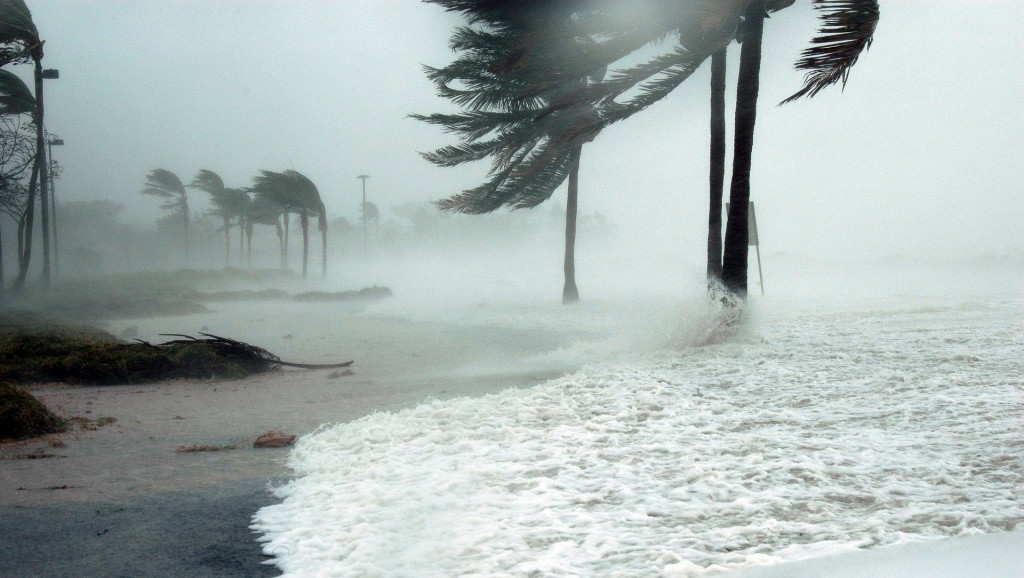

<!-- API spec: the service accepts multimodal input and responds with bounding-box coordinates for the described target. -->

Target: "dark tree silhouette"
[190,169,249,267]
[250,170,327,278]
[141,169,190,265]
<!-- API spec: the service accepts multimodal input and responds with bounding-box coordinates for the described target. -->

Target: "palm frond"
[0,69,34,115]
[0,0,39,64]
[141,168,186,198]
[780,0,879,105]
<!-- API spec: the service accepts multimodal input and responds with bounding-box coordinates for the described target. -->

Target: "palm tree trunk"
[12,159,41,292]
[300,208,309,279]
[282,213,290,271]
[562,146,583,304]
[223,217,231,265]
[182,196,190,267]
[707,48,727,286]
[238,215,244,264]
[276,219,284,269]
[721,0,765,300]
[246,221,253,269]
[0,221,6,299]
[319,213,327,279]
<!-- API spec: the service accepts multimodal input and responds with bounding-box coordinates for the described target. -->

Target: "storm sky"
[25,0,1024,264]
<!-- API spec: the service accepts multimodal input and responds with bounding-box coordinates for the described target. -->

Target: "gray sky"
[26,0,1024,264]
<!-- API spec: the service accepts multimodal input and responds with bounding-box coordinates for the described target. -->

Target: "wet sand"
[1,307,576,578]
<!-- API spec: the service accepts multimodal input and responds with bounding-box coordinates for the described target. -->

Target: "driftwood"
[148,332,354,370]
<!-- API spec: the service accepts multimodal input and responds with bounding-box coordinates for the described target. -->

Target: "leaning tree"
[189,169,250,267]
[250,170,327,279]
[417,0,614,303]
[141,169,190,265]
[423,0,879,301]
[0,0,53,291]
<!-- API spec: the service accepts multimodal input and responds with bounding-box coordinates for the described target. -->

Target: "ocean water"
[251,290,1023,577]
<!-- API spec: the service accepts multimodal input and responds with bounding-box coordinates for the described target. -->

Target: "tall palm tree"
[141,169,190,265]
[706,48,727,286]
[0,67,33,297]
[720,0,766,298]
[426,0,878,301]
[246,193,285,269]
[190,169,249,267]
[417,2,606,303]
[250,170,327,278]
[0,0,49,291]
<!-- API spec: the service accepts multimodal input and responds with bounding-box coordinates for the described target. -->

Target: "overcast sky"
[24,0,1024,264]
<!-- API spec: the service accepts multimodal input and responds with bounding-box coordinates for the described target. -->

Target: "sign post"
[726,201,765,296]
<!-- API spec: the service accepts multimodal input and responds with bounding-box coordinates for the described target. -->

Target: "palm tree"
[417,2,607,303]
[0,67,33,297]
[706,48,727,286]
[189,169,249,267]
[425,0,879,301]
[0,0,50,291]
[141,169,190,265]
[250,170,327,278]
[246,193,285,269]
[720,0,767,299]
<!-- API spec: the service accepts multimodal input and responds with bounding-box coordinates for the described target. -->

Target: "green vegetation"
[0,381,66,441]
[0,313,281,385]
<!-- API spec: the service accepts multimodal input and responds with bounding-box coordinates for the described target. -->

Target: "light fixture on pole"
[47,135,64,280]
[356,174,370,254]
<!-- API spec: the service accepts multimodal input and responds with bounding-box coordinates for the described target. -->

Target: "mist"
[2,2,1022,578]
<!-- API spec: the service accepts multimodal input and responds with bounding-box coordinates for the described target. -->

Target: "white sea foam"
[252,295,1023,577]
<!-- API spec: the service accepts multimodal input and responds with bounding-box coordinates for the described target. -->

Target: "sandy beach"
[0,303,578,578]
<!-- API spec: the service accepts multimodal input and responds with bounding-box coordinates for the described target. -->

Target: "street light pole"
[47,136,64,281]
[356,174,370,254]
[38,68,59,287]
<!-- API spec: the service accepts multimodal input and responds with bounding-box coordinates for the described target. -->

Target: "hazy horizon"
[6,0,1017,280]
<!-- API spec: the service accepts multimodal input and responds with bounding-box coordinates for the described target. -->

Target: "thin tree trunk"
[238,215,244,264]
[12,159,41,292]
[223,217,231,265]
[276,219,284,269]
[320,214,327,279]
[246,221,253,269]
[282,213,290,270]
[0,221,5,299]
[300,208,309,279]
[721,0,765,301]
[707,48,727,286]
[562,146,582,304]
[182,197,190,267]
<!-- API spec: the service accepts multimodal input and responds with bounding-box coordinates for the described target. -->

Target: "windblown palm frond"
[0,69,33,115]
[780,0,879,105]
[0,0,39,66]
[141,169,186,200]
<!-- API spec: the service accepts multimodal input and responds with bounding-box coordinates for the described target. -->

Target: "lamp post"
[356,174,370,254]
[47,135,64,280]
[38,68,58,286]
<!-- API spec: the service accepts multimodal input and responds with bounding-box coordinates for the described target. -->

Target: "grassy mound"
[0,382,67,441]
[0,314,280,385]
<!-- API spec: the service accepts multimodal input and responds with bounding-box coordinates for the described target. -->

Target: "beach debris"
[254,431,296,448]
[175,443,237,453]
[154,333,354,371]
[328,369,354,379]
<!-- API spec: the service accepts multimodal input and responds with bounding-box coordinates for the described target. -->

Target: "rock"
[253,431,296,448]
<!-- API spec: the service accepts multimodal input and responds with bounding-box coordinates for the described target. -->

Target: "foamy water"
[252,293,1023,577]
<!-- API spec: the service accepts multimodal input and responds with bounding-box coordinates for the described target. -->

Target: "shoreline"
[1,308,577,578]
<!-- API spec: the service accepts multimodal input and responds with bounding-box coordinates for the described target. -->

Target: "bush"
[0,382,66,441]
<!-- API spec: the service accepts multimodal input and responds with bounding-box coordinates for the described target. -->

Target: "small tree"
[250,170,327,278]
[141,169,190,265]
